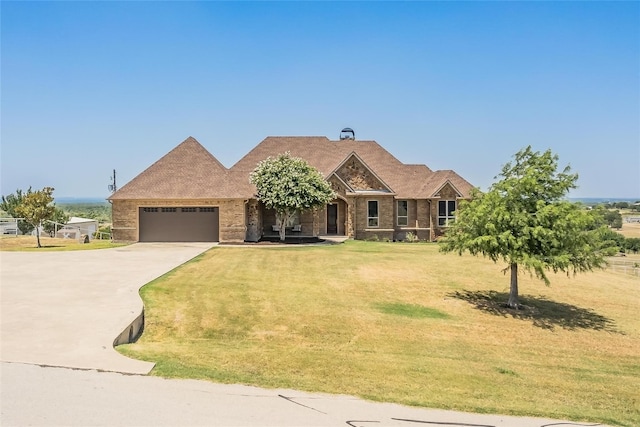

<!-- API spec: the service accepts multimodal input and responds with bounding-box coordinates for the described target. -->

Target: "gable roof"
[420,170,474,198]
[329,152,395,194]
[109,137,237,200]
[111,135,474,201]
[230,136,473,199]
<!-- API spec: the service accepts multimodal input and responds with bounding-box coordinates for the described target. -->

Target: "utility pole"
[108,169,117,193]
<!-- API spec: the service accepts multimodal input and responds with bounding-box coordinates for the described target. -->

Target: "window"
[438,200,456,226]
[142,207,158,213]
[161,207,177,213]
[200,207,216,213]
[367,200,379,227]
[397,200,408,226]
[181,207,197,213]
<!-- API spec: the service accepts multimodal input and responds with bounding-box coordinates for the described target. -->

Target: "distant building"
[56,217,99,240]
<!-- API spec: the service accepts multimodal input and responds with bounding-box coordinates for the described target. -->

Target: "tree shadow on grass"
[448,290,620,333]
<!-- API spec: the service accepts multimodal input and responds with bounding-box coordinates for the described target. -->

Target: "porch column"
[245,199,262,242]
[346,198,355,238]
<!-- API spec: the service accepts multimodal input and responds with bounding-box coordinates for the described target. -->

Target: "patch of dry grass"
[0,235,127,251]
[617,221,640,238]
[118,241,640,426]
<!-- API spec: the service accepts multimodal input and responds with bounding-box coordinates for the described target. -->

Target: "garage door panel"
[139,207,219,242]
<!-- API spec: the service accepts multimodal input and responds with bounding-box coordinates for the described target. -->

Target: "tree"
[625,238,640,254]
[250,152,336,241]
[42,207,70,236]
[603,209,623,229]
[1,187,35,235]
[15,187,57,248]
[439,146,609,309]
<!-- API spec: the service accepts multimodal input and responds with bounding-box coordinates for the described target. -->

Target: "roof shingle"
[110,135,474,200]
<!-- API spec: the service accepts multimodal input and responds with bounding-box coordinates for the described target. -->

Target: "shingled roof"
[230,136,473,199]
[109,137,235,200]
[110,135,474,200]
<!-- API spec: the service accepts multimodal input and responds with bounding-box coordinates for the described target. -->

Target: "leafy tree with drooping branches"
[1,187,35,235]
[15,186,57,248]
[440,146,610,308]
[250,152,335,242]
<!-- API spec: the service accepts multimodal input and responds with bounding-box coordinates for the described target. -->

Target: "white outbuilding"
[56,217,99,240]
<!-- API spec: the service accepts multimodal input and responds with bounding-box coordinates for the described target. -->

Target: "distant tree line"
[601,201,640,211]
[58,202,111,223]
[596,227,640,254]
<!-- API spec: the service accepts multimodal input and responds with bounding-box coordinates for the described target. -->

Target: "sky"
[1,1,639,199]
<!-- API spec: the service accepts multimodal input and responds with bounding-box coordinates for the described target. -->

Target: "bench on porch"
[272,224,302,232]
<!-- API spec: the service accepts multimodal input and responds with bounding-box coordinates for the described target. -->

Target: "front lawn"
[118,241,640,426]
[0,235,127,251]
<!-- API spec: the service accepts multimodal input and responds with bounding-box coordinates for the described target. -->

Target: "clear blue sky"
[2,1,638,199]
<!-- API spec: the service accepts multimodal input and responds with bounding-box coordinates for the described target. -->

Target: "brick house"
[109,135,474,243]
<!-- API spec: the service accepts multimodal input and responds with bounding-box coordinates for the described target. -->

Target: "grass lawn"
[118,241,640,426]
[0,235,127,251]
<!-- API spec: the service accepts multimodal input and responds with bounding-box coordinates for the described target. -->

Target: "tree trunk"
[279,223,286,242]
[507,262,519,309]
[36,222,42,248]
[277,213,288,242]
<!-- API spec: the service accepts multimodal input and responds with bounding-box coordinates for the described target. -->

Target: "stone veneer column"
[245,199,261,242]
[346,198,355,237]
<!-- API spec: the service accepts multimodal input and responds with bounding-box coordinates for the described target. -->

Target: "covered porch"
[246,198,350,241]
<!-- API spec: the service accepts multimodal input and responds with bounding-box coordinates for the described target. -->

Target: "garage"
[139,207,219,242]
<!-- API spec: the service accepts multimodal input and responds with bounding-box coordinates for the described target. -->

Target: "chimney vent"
[339,128,355,140]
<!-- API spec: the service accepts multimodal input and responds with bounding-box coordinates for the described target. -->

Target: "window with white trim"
[368,201,379,227]
[438,200,456,226]
[397,200,408,226]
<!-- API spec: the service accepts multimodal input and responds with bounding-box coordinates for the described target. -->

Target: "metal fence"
[0,218,20,236]
[606,258,640,278]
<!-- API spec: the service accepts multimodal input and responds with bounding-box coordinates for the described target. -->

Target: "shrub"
[405,231,419,243]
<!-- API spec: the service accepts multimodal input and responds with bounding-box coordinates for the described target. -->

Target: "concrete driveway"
[0,243,215,374]
[1,362,608,427]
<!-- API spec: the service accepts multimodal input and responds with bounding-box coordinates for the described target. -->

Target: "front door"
[327,204,338,234]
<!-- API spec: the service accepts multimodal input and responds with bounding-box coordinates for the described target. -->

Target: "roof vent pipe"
[339,128,355,140]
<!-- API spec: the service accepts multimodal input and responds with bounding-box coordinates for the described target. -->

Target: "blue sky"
[1,1,638,199]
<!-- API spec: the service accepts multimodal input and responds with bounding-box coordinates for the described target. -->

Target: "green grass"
[118,241,640,426]
[375,302,450,319]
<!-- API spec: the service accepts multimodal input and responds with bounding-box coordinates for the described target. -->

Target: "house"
[56,217,99,240]
[108,135,474,243]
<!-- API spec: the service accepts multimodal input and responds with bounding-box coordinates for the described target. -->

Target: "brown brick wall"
[431,183,464,240]
[354,196,394,240]
[111,199,246,243]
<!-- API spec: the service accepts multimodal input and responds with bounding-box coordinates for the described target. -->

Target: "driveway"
[1,362,607,427]
[0,243,215,374]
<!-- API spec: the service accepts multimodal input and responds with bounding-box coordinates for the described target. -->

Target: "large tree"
[15,187,57,248]
[250,152,335,241]
[1,187,35,235]
[440,146,609,308]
